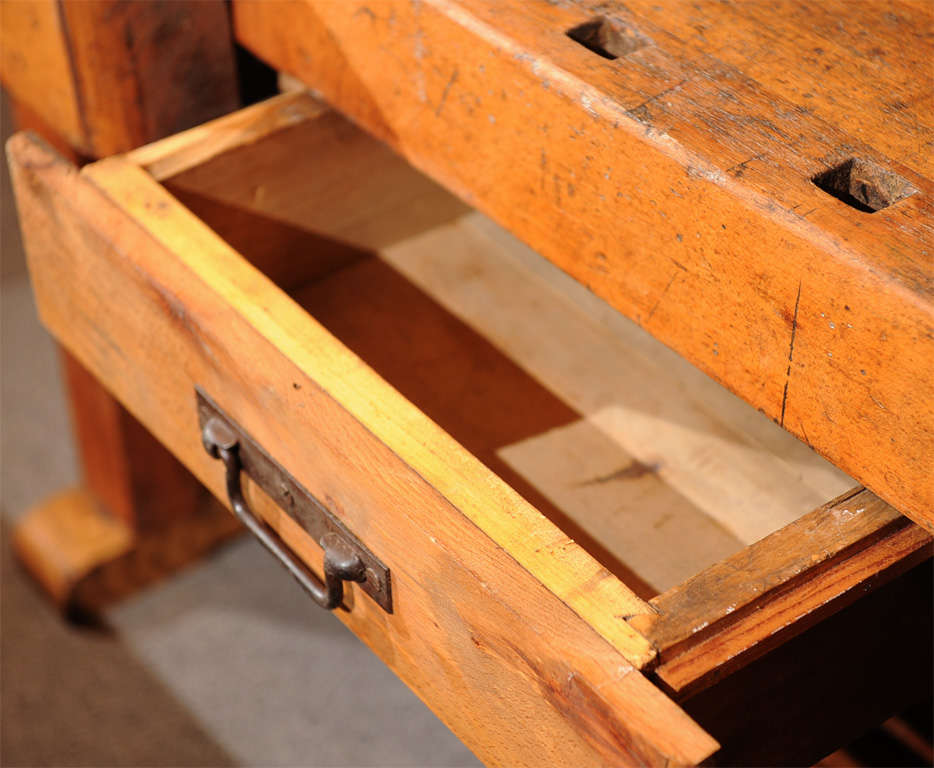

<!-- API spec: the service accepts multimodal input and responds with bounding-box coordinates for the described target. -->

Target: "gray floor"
[0,96,480,768]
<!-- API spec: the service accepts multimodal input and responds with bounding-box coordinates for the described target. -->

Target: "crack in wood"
[435,66,459,117]
[780,280,802,427]
[647,272,679,321]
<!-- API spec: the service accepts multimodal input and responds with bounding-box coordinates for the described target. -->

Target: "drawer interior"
[152,102,855,600]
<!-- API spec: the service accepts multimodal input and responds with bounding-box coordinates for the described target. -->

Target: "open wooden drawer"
[9,93,932,767]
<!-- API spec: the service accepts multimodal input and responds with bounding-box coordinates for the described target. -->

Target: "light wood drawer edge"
[7,101,717,767]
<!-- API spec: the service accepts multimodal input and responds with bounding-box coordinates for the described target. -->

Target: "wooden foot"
[13,488,241,616]
[13,489,133,606]
[7,351,245,616]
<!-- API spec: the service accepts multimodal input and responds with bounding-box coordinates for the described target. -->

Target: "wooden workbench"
[4,2,932,765]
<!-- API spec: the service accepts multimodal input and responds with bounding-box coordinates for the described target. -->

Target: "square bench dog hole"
[812,158,917,213]
[566,16,647,60]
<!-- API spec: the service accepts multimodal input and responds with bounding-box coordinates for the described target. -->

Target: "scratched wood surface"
[235,0,934,528]
[9,123,722,767]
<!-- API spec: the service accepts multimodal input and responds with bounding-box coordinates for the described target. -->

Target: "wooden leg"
[12,351,241,615]
[9,99,241,615]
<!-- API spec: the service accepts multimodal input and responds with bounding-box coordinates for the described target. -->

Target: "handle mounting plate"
[196,387,393,613]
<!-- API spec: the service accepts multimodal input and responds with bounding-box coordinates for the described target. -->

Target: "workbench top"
[237,0,934,527]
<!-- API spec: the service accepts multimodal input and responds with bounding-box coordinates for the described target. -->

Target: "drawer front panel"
[9,122,716,767]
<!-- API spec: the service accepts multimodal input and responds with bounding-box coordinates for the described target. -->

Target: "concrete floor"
[0,95,480,768]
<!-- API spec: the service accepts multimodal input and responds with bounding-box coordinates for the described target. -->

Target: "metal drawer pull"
[203,417,366,609]
[196,388,392,614]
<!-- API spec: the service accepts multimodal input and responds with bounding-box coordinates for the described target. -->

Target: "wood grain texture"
[128,92,331,182]
[619,0,934,177]
[234,0,934,527]
[291,255,661,599]
[10,80,242,594]
[2,0,239,157]
[8,131,725,766]
[0,0,85,150]
[61,350,224,531]
[3,0,242,606]
[59,352,139,526]
[83,156,655,663]
[656,518,931,698]
[378,213,854,551]
[9,89,232,538]
[7,98,84,165]
[629,488,933,695]
[143,93,471,291]
[60,0,240,155]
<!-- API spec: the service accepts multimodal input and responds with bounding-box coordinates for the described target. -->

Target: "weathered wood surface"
[120,95,661,666]
[9,119,727,765]
[8,100,242,610]
[630,488,933,696]
[137,94,856,596]
[132,95,471,291]
[633,488,912,653]
[60,351,224,531]
[234,0,934,527]
[3,0,242,609]
[137,96,927,719]
[0,1,86,152]
[129,95,331,182]
[10,79,929,764]
[656,518,931,698]
[1,0,239,157]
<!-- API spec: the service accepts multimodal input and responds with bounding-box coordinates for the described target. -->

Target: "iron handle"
[203,416,366,610]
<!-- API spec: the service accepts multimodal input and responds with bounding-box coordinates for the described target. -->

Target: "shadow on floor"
[1,520,237,767]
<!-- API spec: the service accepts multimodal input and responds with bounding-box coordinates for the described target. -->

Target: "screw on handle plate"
[203,416,367,610]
